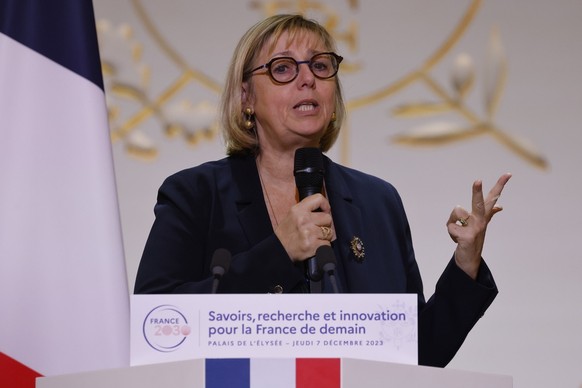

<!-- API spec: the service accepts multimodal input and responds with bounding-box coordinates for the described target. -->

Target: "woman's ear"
[241,82,248,105]
[241,81,253,106]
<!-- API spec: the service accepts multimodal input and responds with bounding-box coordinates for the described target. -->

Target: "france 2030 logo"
[143,304,192,352]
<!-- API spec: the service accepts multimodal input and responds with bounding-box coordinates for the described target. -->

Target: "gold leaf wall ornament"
[344,0,548,170]
[390,25,547,169]
[126,129,158,160]
[163,101,219,146]
[97,19,157,159]
[484,26,507,120]
[478,27,547,169]
[96,0,224,161]
[392,102,456,118]
[451,53,475,100]
[393,122,488,146]
[346,0,483,110]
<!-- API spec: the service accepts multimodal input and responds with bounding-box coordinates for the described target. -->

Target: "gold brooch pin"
[350,236,365,262]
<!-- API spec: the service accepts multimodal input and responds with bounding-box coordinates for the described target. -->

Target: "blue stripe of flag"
[206,359,250,388]
[0,0,104,89]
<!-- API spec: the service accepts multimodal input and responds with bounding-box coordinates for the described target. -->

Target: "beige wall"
[93,1,582,387]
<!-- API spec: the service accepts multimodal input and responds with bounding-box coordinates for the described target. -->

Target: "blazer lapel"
[229,154,274,247]
[323,157,368,291]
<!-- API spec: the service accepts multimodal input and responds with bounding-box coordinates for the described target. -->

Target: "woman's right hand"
[275,193,335,262]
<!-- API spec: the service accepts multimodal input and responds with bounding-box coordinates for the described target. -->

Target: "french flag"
[206,358,341,388]
[0,1,130,387]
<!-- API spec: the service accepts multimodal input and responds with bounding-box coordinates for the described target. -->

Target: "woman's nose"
[296,62,316,87]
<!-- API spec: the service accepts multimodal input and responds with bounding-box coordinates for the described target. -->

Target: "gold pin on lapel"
[350,236,365,262]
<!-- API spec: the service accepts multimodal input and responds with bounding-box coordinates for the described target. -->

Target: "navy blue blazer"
[134,153,498,367]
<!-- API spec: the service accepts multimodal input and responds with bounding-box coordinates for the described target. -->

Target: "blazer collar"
[323,157,365,268]
[230,154,273,246]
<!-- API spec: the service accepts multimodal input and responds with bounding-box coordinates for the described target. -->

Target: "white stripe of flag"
[0,0,129,379]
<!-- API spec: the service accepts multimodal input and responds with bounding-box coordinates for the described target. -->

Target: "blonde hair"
[220,14,345,155]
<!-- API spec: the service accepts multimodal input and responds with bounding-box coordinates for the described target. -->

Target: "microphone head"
[210,248,231,277]
[294,147,324,196]
[316,245,336,273]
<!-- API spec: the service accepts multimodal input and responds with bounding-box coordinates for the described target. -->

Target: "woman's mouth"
[294,100,318,111]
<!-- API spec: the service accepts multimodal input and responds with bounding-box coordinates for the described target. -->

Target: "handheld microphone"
[294,147,325,281]
[210,248,232,294]
[316,245,339,293]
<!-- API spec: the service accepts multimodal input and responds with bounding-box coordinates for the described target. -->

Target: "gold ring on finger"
[320,226,332,239]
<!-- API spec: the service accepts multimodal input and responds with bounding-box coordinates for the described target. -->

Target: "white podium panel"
[37,358,513,388]
[341,358,513,388]
[36,359,204,388]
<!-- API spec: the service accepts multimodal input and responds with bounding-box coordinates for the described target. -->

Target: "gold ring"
[458,218,468,227]
[320,226,332,239]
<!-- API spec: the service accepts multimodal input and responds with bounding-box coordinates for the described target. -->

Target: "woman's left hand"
[447,173,512,279]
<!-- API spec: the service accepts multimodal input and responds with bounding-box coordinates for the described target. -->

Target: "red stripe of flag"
[0,352,43,388]
[296,358,340,388]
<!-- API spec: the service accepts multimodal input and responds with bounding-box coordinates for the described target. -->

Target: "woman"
[134,14,511,367]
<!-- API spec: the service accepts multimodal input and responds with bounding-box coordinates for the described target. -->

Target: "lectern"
[38,294,512,387]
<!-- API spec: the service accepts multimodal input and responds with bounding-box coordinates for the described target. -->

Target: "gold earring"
[244,107,254,129]
[330,112,336,122]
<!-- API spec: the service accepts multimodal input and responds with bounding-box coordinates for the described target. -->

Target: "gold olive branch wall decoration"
[97,0,223,160]
[345,0,548,169]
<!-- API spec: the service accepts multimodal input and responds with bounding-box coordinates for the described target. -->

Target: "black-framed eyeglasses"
[245,52,343,84]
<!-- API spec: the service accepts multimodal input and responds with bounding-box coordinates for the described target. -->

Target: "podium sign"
[131,294,417,366]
